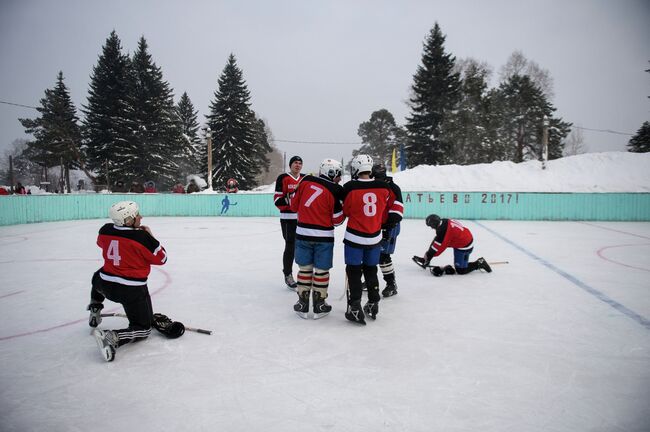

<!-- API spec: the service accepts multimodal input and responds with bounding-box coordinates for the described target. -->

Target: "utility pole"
[9,156,14,193]
[206,127,213,190]
[542,116,549,170]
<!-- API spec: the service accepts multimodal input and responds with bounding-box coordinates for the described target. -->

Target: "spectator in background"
[226,178,239,193]
[144,181,156,193]
[15,182,27,194]
[0,187,9,195]
[129,181,145,193]
[186,179,200,194]
[172,183,185,194]
[113,180,127,193]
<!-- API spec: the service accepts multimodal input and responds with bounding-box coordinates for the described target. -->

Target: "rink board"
[1,192,649,225]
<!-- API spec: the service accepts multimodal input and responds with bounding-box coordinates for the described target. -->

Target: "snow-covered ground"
[1,217,649,432]
[252,151,650,193]
[1,151,649,431]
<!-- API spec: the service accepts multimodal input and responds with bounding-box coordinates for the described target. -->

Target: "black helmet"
[425,214,441,229]
[371,163,387,180]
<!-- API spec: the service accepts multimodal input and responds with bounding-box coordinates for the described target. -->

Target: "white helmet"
[109,201,139,226]
[350,154,373,179]
[319,158,342,181]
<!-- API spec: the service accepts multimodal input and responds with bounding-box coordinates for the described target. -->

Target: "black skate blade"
[412,256,428,269]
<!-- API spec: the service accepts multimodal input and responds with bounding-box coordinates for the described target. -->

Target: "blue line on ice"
[474,221,650,331]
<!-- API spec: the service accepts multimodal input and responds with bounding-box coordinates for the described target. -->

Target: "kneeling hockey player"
[413,214,492,276]
[87,201,182,362]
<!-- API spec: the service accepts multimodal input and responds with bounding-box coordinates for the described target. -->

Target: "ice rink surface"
[1,217,649,432]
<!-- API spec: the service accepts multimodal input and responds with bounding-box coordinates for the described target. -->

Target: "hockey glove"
[152,313,185,339]
[430,266,444,277]
[443,265,456,275]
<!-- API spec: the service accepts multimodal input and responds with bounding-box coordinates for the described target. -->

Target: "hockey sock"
[362,265,381,302]
[312,268,329,299]
[379,254,395,282]
[297,264,314,295]
[346,265,364,303]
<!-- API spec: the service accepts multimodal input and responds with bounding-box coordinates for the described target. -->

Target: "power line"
[1,98,635,137]
[0,100,38,110]
[573,125,633,136]
[273,139,362,145]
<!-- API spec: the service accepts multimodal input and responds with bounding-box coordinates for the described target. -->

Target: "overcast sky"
[1,0,648,173]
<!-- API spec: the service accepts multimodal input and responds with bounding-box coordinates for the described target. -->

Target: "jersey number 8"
[362,192,377,217]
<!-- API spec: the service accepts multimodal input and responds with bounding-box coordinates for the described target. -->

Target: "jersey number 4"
[107,240,122,266]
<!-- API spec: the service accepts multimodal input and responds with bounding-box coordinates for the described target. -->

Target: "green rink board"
[1,192,649,226]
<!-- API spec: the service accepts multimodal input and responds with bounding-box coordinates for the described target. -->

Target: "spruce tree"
[176,92,205,178]
[130,36,182,188]
[82,31,135,188]
[445,59,491,164]
[490,74,570,162]
[404,23,461,166]
[19,71,82,192]
[627,121,650,153]
[206,54,262,190]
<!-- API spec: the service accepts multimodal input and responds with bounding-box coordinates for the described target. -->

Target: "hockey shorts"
[454,247,473,269]
[295,239,334,269]
[380,223,401,255]
[344,244,381,266]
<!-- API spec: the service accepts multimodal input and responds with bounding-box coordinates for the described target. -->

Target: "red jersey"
[290,174,344,242]
[425,219,474,260]
[342,178,401,248]
[274,172,305,219]
[97,223,167,286]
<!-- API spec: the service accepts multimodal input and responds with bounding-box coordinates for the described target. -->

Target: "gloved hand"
[443,265,456,275]
[430,266,444,277]
[382,229,390,242]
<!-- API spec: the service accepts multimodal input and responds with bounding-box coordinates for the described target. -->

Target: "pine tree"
[355,109,405,167]
[404,23,461,167]
[445,59,492,164]
[206,54,262,190]
[19,71,82,192]
[176,92,205,179]
[82,31,135,188]
[627,121,650,153]
[489,74,570,162]
[130,36,182,188]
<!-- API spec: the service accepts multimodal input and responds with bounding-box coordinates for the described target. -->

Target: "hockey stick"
[338,273,349,301]
[412,256,509,269]
[100,313,212,335]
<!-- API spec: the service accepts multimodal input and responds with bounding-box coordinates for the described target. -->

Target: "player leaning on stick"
[342,154,403,325]
[413,214,492,276]
[87,201,183,362]
[289,158,345,319]
[273,155,305,290]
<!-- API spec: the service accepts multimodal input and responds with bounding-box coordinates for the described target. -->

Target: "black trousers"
[91,269,153,347]
[280,219,297,276]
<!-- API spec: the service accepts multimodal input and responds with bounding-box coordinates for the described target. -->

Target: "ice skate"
[382,280,398,297]
[345,301,366,325]
[93,329,118,362]
[284,273,298,291]
[293,290,310,319]
[312,291,332,319]
[476,257,492,273]
[363,302,378,320]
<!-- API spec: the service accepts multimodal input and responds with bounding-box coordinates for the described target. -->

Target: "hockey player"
[289,158,344,319]
[371,163,404,297]
[87,201,169,362]
[273,155,305,290]
[342,155,402,325]
[413,214,492,276]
